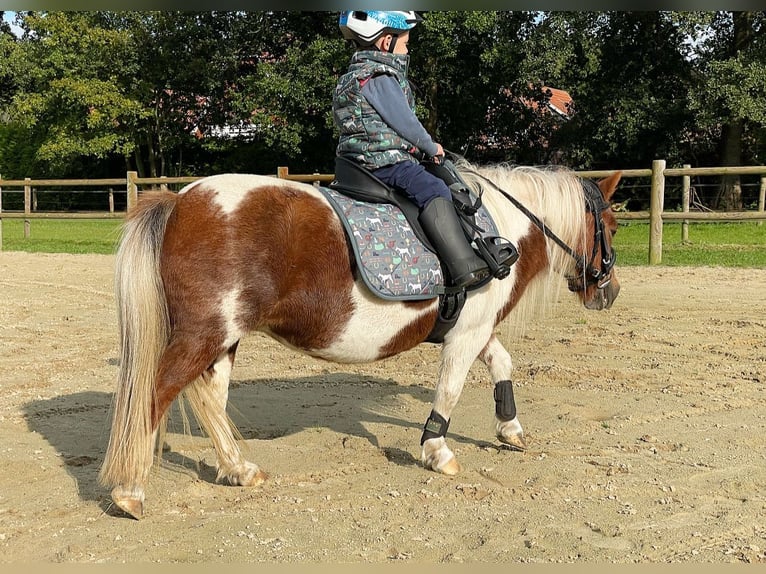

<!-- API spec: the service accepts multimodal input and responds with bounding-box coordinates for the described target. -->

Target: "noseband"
[463,169,615,293]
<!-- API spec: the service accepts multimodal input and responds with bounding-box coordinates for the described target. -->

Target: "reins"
[461,166,615,291]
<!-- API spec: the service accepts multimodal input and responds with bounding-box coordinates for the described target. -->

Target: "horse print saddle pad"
[319,186,499,301]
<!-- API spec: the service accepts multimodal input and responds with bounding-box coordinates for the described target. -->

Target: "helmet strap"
[375,33,399,53]
[386,34,399,53]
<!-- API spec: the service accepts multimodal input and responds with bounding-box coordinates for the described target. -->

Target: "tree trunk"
[716,11,753,210]
[718,119,744,210]
[146,134,158,179]
[133,145,146,178]
[421,55,439,138]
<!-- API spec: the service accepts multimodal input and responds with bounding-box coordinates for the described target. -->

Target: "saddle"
[329,156,507,260]
[329,156,435,249]
[326,155,514,343]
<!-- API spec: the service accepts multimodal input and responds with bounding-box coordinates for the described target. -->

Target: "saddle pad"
[319,186,499,301]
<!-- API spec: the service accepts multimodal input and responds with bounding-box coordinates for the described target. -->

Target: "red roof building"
[543,87,573,119]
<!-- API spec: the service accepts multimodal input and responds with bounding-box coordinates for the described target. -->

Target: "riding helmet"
[339,11,422,47]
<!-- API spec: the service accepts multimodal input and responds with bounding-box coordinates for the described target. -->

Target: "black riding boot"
[419,197,490,289]
[424,159,519,281]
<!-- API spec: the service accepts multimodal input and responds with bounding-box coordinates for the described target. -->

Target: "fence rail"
[1,163,765,261]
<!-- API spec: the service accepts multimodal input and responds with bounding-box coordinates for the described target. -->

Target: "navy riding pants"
[372,161,451,209]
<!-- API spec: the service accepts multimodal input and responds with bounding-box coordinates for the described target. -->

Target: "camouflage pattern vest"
[333,50,418,170]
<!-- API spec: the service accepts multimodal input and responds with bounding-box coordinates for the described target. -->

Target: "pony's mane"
[454,159,588,338]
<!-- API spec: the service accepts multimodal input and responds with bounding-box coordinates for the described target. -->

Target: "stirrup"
[474,236,518,280]
[450,265,491,289]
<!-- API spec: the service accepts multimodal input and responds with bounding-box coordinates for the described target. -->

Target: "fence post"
[648,159,666,265]
[24,177,31,238]
[681,163,691,242]
[127,171,138,212]
[108,188,114,213]
[277,166,289,179]
[759,176,765,227]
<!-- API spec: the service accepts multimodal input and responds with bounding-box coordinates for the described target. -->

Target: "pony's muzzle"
[585,276,620,310]
[596,281,620,311]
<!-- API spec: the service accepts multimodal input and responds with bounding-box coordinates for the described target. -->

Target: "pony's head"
[568,172,621,310]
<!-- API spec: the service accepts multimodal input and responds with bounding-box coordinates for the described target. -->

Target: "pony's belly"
[267,284,438,364]
[327,285,438,361]
[264,327,412,364]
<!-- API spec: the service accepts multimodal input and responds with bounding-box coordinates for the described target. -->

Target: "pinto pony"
[99,161,621,518]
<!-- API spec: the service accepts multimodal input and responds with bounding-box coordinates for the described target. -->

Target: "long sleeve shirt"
[361,74,439,158]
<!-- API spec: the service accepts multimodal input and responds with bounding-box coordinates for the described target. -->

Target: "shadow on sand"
[22,370,500,514]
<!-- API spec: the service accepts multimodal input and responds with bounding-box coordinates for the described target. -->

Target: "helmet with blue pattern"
[339,11,422,48]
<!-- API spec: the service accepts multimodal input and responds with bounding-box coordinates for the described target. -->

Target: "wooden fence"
[1,162,765,262]
[576,160,766,264]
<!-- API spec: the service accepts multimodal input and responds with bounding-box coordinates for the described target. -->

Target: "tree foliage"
[549,12,699,169]
[0,10,764,205]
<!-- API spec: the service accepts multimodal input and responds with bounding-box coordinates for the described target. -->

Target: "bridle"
[569,179,616,292]
[463,169,616,293]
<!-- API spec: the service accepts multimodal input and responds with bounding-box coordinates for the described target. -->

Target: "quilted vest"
[333,50,419,170]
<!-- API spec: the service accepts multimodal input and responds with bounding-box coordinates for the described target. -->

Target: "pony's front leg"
[183,346,267,488]
[420,329,492,475]
[479,334,527,450]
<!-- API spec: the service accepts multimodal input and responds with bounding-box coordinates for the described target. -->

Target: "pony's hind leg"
[109,332,233,518]
[108,427,162,520]
[478,334,527,450]
[183,344,267,488]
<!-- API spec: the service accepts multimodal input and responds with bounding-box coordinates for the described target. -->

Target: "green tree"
[4,12,147,176]
[2,11,290,177]
[2,10,765,190]
[489,11,605,165]
[231,11,346,172]
[413,11,503,159]
[541,12,696,170]
[0,11,16,109]
[412,11,574,164]
[108,11,260,177]
[0,11,32,178]
[687,11,766,209]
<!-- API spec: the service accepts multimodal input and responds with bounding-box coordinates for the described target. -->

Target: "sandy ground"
[0,252,764,563]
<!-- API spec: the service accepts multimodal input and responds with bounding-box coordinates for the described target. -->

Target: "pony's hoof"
[498,433,527,451]
[111,489,144,520]
[246,470,268,487]
[439,457,462,476]
[221,464,269,487]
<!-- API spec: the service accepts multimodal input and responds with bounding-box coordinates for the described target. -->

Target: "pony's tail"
[99,192,178,493]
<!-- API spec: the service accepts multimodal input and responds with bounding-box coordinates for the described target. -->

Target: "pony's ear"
[597,171,622,203]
